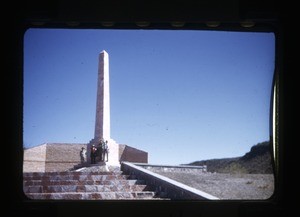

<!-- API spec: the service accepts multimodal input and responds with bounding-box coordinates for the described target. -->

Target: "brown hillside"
[188,141,274,174]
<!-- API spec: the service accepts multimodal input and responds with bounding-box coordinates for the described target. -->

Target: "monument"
[87,50,120,167]
[95,50,110,140]
[23,50,148,173]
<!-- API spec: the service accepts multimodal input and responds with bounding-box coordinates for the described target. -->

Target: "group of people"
[79,138,109,164]
[90,139,109,164]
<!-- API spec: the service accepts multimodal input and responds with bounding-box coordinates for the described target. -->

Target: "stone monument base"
[73,162,109,172]
[87,138,120,167]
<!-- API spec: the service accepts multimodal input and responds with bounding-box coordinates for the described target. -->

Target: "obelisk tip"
[101,50,108,55]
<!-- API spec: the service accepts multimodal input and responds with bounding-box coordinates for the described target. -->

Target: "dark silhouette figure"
[96,141,103,162]
[90,145,97,164]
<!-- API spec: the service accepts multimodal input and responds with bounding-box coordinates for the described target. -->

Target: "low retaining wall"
[121,162,219,200]
[119,145,148,163]
[134,163,207,173]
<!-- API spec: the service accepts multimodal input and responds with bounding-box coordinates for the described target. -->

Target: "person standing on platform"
[90,145,97,164]
[102,140,109,162]
[80,147,86,163]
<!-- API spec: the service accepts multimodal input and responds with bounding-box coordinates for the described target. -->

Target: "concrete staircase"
[23,169,166,200]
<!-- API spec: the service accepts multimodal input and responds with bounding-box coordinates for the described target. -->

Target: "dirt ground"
[151,171,274,200]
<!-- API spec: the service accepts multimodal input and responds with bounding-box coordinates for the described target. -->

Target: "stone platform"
[73,162,110,172]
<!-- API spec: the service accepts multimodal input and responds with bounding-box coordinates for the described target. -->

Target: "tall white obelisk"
[95,50,110,140]
[87,50,120,167]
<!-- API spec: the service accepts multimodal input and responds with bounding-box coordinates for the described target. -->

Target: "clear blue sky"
[23,28,275,165]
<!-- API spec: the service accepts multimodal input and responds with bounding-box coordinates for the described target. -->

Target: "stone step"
[25,191,157,200]
[23,174,130,182]
[23,171,115,177]
[22,169,166,200]
[24,184,149,193]
[23,179,145,186]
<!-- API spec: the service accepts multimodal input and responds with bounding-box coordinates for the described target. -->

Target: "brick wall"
[45,143,86,172]
[119,144,148,163]
[24,143,147,172]
[23,143,87,172]
[23,144,47,172]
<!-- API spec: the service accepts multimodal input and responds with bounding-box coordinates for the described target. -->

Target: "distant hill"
[187,141,274,174]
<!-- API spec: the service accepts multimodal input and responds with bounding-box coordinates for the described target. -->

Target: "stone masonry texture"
[23,143,86,172]
[24,143,148,172]
[23,144,47,172]
[119,144,148,163]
